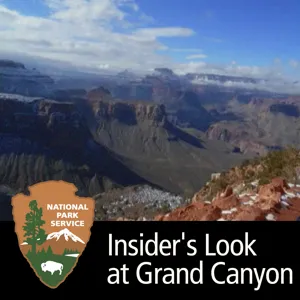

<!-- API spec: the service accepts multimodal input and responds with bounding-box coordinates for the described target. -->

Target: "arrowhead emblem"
[11,180,95,289]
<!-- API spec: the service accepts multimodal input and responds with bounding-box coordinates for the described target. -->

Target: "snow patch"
[221,207,238,215]
[251,180,259,187]
[238,193,248,198]
[265,213,276,221]
[0,93,43,102]
[281,201,290,208]
[65,254,79,257]
[288,183,300,188]
[242,200,254,206]
[103,186,184,217]
[285,192,296,198]
[47,228,85,244]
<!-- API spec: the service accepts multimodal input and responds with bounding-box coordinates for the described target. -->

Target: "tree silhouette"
[46,246,53,255]
[23,200,47,254]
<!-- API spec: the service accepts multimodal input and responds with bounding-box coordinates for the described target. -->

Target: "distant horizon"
[1,54,300,95]
[0,0,299,81]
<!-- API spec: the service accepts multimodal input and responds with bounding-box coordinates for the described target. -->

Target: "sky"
[0,0,300,82]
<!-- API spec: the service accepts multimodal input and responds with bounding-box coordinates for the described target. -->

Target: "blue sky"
[140,0,300,70]
[0,0,299,80]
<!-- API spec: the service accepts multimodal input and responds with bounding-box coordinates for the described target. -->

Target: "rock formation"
[153,177,300,221]
[0,59,54,97]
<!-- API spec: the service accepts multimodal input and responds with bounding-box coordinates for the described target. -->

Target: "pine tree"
[22,200,47,255]
[47,246,53,255]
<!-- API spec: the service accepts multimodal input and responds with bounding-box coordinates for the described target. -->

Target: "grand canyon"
[0,58,300,221]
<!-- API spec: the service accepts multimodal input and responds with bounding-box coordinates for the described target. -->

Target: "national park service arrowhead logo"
[11,180,95,289]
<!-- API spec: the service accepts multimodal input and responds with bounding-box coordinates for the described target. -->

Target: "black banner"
[2,221,298,295]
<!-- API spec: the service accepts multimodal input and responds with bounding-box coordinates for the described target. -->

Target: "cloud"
[0,0,299,94]
[289,59,299,68]
[274,58,281,64]
[0,0,179,72]
[186,54,207,60]
[192,76,300,95]
[172,61,282,79]
[171,48,203,52]
[0,0,196,74]
[138,13,155,25]
[133,27,195,38]
[190,76,300,94]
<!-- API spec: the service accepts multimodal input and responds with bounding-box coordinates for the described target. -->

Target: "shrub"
[258,177,270,185]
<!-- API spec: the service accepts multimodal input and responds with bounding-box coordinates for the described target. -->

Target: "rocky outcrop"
[205,123,269,155]
[154,177,300,221]
[89,97,167,126]
[206,124,233,143]
[0,98,89,151]
[165,90,215,131]
[0,60,25,69]
[203,96,300,156]
[0,95,156,201]
[51,89,87,101]
[87,87,112,101]
[85,93,245,197]
[270,103,300,117]
[155,202,222,221]
[0,90,246,199]
[0,60,54,97]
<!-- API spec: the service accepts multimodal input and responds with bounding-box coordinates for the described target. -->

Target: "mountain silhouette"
[20,228,85,255]
[47,228,85,244]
